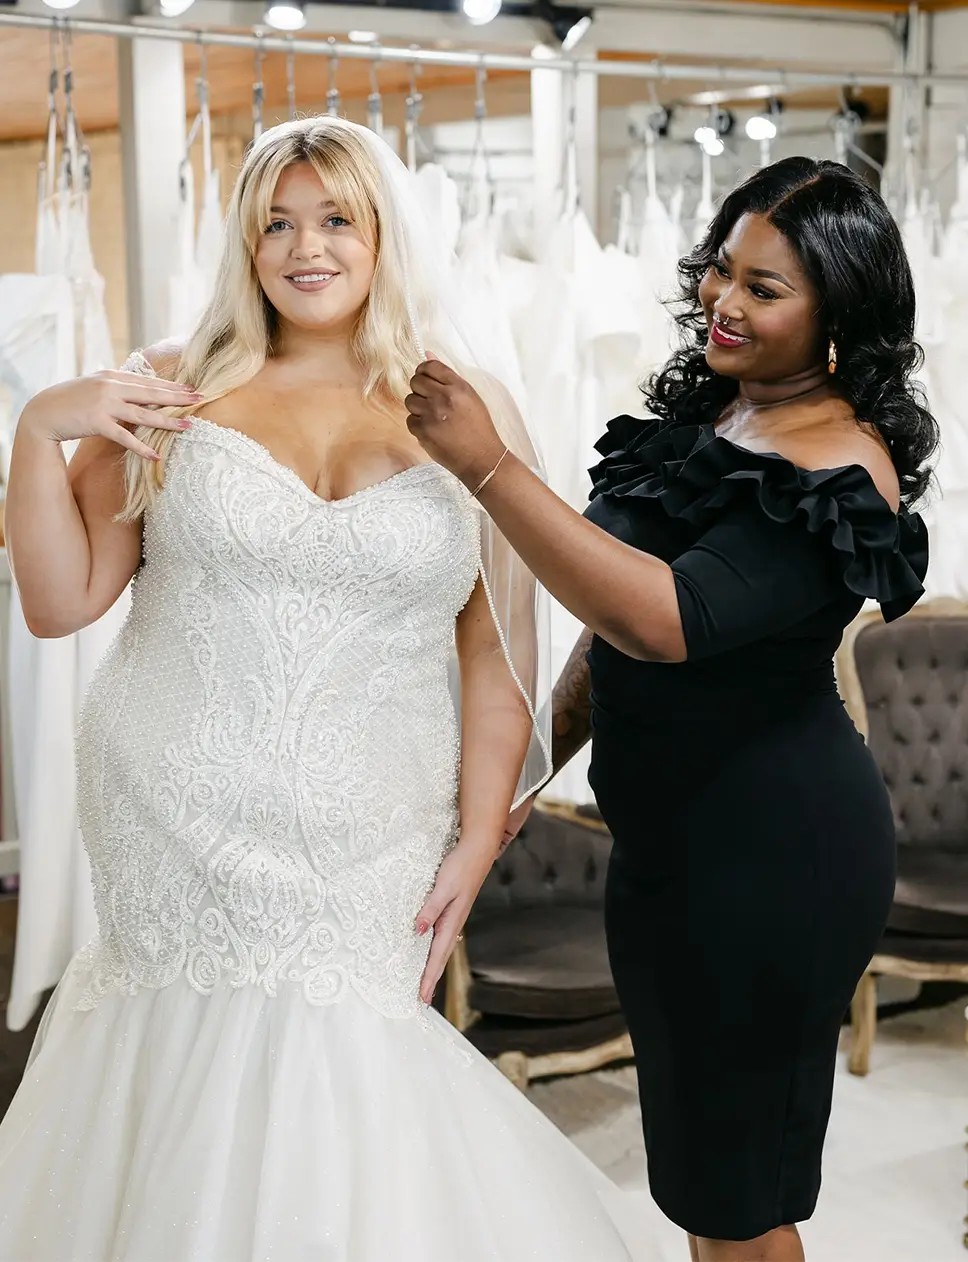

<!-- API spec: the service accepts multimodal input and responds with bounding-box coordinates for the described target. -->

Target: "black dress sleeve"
[672,503,842,661]
[588,419,929,653]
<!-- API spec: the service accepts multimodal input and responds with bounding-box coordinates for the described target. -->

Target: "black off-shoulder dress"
[584,418,928,1242]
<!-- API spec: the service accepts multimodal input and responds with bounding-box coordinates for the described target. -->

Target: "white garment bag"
[8,69,129,1031]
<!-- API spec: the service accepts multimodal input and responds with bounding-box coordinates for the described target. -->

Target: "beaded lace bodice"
[75,391,481,1019]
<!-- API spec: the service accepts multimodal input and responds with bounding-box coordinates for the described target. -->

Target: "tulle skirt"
[0,952,658,1261]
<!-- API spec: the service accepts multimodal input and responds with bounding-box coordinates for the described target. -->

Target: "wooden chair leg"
[443,938,479,1033]
[496,1051,530,1092]
[848,971,877,1077]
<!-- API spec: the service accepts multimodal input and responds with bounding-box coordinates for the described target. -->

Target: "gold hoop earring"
[828,339,838,375]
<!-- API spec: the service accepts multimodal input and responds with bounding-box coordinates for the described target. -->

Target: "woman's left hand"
[406,358,506,490]
[415,841,493,1006]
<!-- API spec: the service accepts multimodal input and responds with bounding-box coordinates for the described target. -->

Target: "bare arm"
[6,432,141,638]
[474,458,686,663]
[6,350,198,637]
[406,361,686,663]
[454,576,532,857]
[496,627,595,851]
[413,577,532,1003]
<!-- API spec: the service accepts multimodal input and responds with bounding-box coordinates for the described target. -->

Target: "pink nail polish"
[416,921,428,936]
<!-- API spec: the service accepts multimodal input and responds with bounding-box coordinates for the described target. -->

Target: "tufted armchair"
[443,800,631,1090]
[835,600,968,1076]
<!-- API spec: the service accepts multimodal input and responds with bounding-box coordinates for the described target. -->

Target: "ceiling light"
[264,0,306,30]
[41,0,82,9]
[531,43,557,60]
[558,12,591,50]
[535,2,593,51]
[702,138,725,157]
[694,126,717,147]
[159,0,195,14]
[745,115,777,142]
[462,0,502,24]
[348,30,378,43]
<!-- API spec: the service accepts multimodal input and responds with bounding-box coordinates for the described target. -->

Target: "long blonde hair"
[121,117,426,521]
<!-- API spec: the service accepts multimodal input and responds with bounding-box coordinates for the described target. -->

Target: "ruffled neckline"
[589,416,928,623]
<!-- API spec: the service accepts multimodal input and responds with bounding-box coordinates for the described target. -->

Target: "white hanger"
[367,48,384,138]
[252,32,266,142]
[463,60,496,223]
[325,40,340,118]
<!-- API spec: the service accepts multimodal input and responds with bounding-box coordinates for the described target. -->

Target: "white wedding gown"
[0,353,656,1261]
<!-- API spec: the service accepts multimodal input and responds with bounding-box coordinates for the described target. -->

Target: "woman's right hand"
[19,370,203,461]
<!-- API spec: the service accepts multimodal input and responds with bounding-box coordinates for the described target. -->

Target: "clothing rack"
[1,11,967,92]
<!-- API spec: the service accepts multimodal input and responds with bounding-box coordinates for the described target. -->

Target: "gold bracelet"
[471,446,510,498]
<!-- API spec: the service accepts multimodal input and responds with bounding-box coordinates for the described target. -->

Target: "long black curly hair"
[644,156,939,504]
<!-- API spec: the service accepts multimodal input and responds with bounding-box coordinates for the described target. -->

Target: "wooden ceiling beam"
[716,0,968,13]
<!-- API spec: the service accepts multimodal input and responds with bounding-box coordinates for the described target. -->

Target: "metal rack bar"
[1,11,967,91]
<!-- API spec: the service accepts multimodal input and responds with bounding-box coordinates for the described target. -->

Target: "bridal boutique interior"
[0,0,967,1257]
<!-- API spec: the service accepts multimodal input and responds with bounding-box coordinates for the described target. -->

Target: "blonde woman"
[0,118,656,1259]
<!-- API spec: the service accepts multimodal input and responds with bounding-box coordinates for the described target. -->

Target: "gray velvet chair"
[835,600,968,1076]
[444,800,631,1090]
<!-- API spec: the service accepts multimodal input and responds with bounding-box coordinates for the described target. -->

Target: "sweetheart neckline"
[182,414,449,509]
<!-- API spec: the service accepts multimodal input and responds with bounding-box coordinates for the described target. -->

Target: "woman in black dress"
[405,158,937,1262]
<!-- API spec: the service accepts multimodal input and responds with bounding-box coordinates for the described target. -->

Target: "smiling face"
[697,212,827,383]
[254,160,378,338]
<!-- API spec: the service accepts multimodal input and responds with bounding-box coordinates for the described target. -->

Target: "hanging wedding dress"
[0,272,76,906]
[414,162,462,255]
[690,147,717,248]
[457,211,529,408]
[166,96,223,341]
[521,196,640,803]
[7,113,129,1033]
[167,159,203,340]
[0,119,662,1259]
[632,140,682,384]
[194,166,224,315]
[919,138,968,598]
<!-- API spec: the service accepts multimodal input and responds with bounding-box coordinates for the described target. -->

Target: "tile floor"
[531,996,968,1262]
[0,891,962,1261]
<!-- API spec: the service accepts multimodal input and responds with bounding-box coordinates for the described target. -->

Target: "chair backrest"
[473,806,612,912]
[837,602,968,850]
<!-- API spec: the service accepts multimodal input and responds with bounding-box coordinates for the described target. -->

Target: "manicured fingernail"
[416,921,428,936]
[177,420,192,430]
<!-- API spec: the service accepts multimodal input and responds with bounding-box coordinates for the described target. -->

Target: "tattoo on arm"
[551,627,594,777]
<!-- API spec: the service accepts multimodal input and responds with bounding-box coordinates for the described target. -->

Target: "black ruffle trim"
[589,417,928,623]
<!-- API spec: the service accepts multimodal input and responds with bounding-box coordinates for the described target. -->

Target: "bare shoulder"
[139,339,187,380]
[772,417,901,513]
